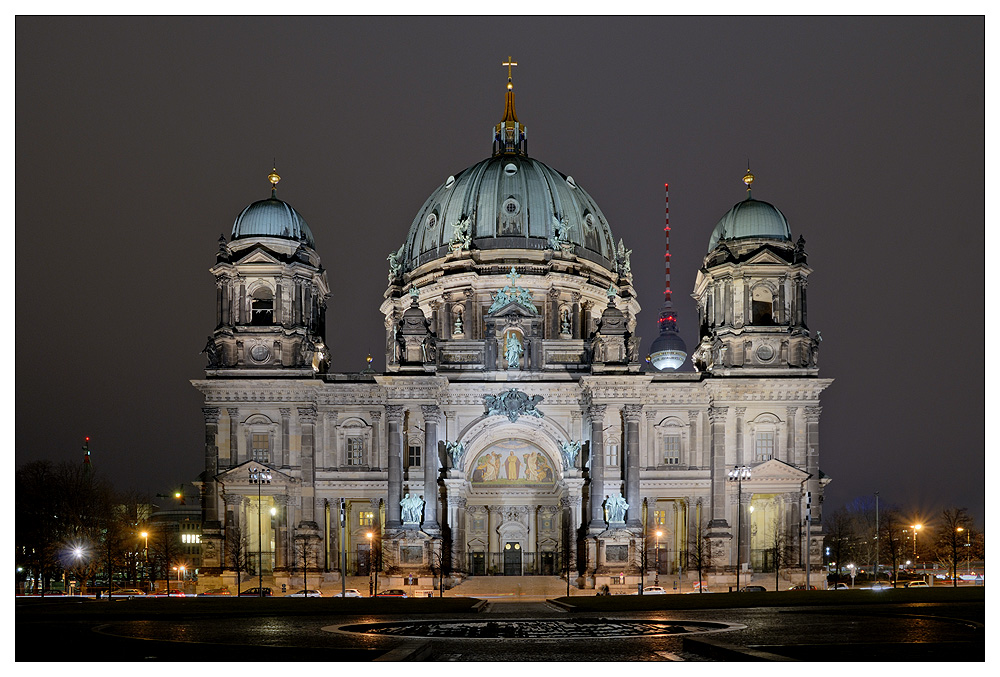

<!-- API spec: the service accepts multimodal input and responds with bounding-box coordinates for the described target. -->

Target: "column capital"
[734,407,746,418]
[297,406,317,424]
[226,406,239,417]
[803,406,822,422]
[708,406,729,423]
[786,406,799,417]
[586,404,607,422]
[369,410,383,422]
[279,408,292,419]
[421,404,443,423]
[688,409,700,422]
[622,403,644,421]
[645,409,658,421]
[202,407,221,423]
[385,404,404,422]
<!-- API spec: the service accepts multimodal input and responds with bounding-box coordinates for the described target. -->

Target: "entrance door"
[470,552,486,576]
[657,548,669,574]
[540,551,554,575]
[357,544,371,575]
[503,542,522,575]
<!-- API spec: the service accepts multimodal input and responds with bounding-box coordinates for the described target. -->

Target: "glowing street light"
[728,465,752,591]
[911,524,922,563]
[248,465,272,597]
[655,530,663,586]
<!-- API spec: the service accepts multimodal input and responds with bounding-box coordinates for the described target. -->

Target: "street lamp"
[911,524,922,567]
[366,532,375,596]
[140,531,149,592]
[728,465,752,591]
[248,466,272,597]
[655,530,663,586]
[847,563,856,588]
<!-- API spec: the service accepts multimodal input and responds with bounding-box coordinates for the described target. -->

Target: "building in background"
[192,69,830,594]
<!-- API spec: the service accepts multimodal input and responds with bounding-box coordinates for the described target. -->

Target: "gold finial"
[503,56,517,89]
[366,354,373,365]
[743,161,754,195]
[268,166,281,195]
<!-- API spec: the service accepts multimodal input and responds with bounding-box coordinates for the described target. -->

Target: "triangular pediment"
[746,458,810,482]
[743,248,790,266]
[216,460,298,486]
[235,247,282,266]
[488,300,537,317]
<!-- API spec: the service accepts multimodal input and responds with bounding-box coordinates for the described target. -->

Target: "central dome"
[401,155,617,271]
[707,197,790,252]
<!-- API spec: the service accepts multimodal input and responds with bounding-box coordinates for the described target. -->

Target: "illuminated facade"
[193,70,831,594]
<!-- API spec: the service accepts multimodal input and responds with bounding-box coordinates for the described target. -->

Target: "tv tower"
[648,183,688,371]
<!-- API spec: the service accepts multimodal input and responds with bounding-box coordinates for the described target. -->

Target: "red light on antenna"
[85,437,90,442]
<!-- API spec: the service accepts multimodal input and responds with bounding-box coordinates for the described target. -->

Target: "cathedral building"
[192,68,831,593]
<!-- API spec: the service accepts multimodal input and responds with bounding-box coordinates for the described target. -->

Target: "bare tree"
[767,518,797,590]
[823,507,855,579]
[879,509,906,586]
[687,517,712,592]
[148,524,182,593]
[934,507,971,587]
[225,519,251,594]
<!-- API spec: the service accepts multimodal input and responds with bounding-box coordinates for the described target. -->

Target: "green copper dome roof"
[232,196,315,248]
[707,198,791,252]
[402,155,617,271]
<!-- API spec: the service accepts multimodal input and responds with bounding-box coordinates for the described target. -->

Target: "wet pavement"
[16,593,985,662]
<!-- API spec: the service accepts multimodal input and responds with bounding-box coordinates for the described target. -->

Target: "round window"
[755,344,775,362]
[504,163,518,175]
[502,198,520,216]
[426,213,437,229]
[249,344,270,362]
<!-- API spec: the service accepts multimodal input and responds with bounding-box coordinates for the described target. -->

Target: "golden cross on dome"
[503,56,518,82]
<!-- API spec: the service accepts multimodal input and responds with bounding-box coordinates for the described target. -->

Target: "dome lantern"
[493,56,527,157]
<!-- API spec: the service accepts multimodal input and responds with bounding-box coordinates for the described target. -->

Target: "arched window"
[250,287,274,325]
[751,285,774,326]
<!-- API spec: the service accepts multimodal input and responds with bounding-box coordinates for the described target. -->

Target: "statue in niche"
[605,493,629,524]
[505,332,523,370]
[560,308,571,335]
[559,440,581,470]
[401,493,424,524]
[453,309,464,335]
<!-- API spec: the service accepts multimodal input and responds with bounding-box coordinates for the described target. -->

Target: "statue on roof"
[387,244,404,282]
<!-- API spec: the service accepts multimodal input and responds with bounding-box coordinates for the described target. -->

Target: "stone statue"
[453,310,464,335]
[560,308,571,335]
[548,217,571,250]
[505,332,524,369]
[606,493,629,524]
[616,238,632,276]
[387,244,404,282]
[201,336,220,367]
[445,441,466,468]
[450,218,472,250]
[401,493,424,524]
[559,440,581,470]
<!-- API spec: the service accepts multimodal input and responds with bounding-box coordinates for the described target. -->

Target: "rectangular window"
[251,434,269,463]
[653,510,668,527]
[663,435,681,465]
[408,445,422,467]
[605,444,619,467]
[346,437,364,466]
[755,432,774,461]
[606,545,628,562]
[359,511,374,527]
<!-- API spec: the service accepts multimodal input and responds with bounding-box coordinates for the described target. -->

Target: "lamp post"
[728,465,751,591]
[140,531,149,592]
[366,532,375,596]
[911,523,922,568]
[655,530,663,587]
[847,563,856,588]
[248,466,271,597]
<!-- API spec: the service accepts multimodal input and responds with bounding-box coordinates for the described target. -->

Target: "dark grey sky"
[16,16,984,523]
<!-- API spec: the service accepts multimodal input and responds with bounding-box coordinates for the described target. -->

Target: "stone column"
[463,289,475,340]
[280,408,291,468]
[447,495,467,571]
[804,406,822,523]
[216,278,226,328]
[224,407,238,468]
[623,404,643,527]
[385,405,404,528]
[687,410,701,469]
[298,406,317,524]
[572,292,581,338]
[237,278,246,324]
[786,406,799,466]
[548,288,560,338]
[734,407,746,465]
[421,405,442,531]
[587,404,607,531]
[645,410,658,467]
[708,406,729,528]
[202,407,221,525]
[369,410,382,470]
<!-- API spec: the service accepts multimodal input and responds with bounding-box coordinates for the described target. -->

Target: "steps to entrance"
[444,576,571,598]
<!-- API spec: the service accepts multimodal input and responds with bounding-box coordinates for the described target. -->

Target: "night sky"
[16,16,984,524]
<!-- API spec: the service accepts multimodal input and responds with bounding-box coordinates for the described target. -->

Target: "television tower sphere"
[649,328,687,371]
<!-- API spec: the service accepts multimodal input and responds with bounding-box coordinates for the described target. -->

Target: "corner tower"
[691,168,819,374]
[204,169,331,377]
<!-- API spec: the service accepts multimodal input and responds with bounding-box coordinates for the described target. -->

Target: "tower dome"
[231,169,315,248]
[706,167,790,252]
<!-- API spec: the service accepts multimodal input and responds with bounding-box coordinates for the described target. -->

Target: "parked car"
[788,584,818,591]
[238,587,272,597]
[286,589,323,597]
[108,589,146,597]
[375,589,408,597]
[165,589,186,597]
[640,586,667,594]
[869,582,892,590]
[331,589,362,598]
[740,585,767,592]
[905,580,928,588]
[828,583,849,590]
[199,587,231,596]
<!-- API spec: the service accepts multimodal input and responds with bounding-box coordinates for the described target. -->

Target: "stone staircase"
[444,575,572,598]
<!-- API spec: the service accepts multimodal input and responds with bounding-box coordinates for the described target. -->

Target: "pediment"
[747,458,810,482]
[487,300,537,317]
[216,460,298,486]
[235,247,282,266]
[743,248,790,266]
